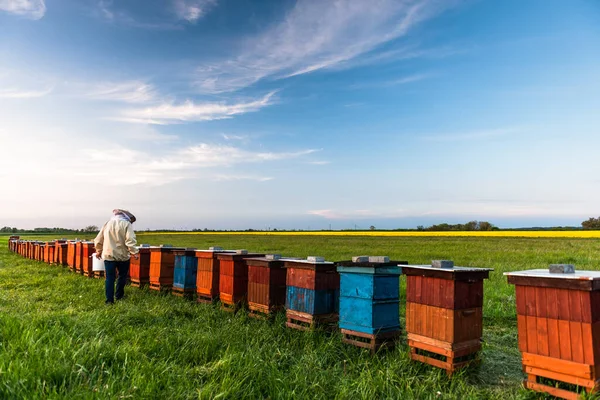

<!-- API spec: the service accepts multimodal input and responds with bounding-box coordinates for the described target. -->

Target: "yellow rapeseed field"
[140,230,600,238]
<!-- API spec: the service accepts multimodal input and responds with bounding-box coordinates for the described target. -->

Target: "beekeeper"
[94,209,139,305]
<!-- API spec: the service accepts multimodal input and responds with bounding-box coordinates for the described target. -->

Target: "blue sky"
[1,0,599,230]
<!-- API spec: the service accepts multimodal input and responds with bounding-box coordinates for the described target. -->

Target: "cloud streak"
[195,0,456,93]
[119,91,277,124]
[0,87,53,99]
[174,0,216,23]
[0,0,45,19]
[85,81,157,103]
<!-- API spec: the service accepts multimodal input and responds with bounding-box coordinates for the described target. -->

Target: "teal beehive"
[336,256,407,353]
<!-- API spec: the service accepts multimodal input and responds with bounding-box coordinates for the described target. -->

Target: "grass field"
[2,234,600,399]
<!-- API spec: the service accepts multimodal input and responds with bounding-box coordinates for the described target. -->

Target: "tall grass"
[3,235,600,399]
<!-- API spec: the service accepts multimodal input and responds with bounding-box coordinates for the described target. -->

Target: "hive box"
[216,251,265,311]
[149,246,185,291]
[54,240,68,266]
[172,249,198,297]
[506,268,600,399]
[44,241,55,264]
[336,258,407,353]
[130,246,151,287]
[404,263,492,375]
[284,257,339,330]
[195,249,236,303]
[66,240,80,271]
[245,255,288,318]
[80,242,95,277]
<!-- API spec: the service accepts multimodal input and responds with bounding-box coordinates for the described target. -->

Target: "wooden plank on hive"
[547,317,561,359]
[525,380,583,400]
[536,316,549,357]
[570,321,585,364]
[517,314,528,353]
[558,319,572,361]
[521,352,593,379]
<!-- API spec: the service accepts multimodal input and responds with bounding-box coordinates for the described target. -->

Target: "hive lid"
[403,264,493,273]
[504,269,600,280]
[281,257,334,265]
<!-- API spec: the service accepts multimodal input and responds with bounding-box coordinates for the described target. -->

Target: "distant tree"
[416,225,424,231]
[478,221,495,231]
[83,225,99,233]
[582,217,600,230]
[369,225,376,231]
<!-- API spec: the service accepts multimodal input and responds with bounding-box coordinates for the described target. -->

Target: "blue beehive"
[173,249,198,292]
[336,257,406,335]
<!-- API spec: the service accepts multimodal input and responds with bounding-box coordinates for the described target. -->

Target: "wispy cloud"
[0,86,53,99]
[307,160,331,165]
[85,81,157,103]
[348,73,431,89]
[119,91,277,124]
[0,0,45,19]
[173,0,216,23]
[421,127,524,142]
[308,208,405,220]
[221,133,249,141]
[195,0,457,93]
[213,174,273,182]
[180,144,318,167]
[97,0,216,28]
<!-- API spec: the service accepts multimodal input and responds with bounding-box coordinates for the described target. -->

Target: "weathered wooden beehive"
[74,241,85,274]
[336,256,407,353]
[194,248,235,303]
[38,242,46,262]
[172,248,198,297]
[130,245,151,286]
[149,245,184,291]
[245,254,288,318]
[404,260,492,375]
[217,251,265,311]
[506,265,600,399]
[284,256,339,330]
[80,241,95,277]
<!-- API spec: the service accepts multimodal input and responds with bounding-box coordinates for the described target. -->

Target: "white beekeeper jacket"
[94,218,139,261]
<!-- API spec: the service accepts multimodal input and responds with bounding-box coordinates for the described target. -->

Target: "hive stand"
[172,249,198,298]
[404,262,492,376]
[336,257,408,354]
[217,251,265,312]
[246,255,288,319]
[284,257,339,331]
[506,267,600,400]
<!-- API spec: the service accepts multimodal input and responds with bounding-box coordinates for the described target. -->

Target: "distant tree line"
[582,217,600,230]
[0,226,99,234]
[416,220,498,232]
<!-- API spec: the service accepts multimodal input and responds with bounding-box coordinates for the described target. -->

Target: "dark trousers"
[105,260,130,303]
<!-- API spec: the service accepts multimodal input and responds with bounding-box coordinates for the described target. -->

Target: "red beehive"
[29,241,35,259]
[506,265,600,399]
[284,256,340,330]
[217,250,265,311]
[246,254,288,318]
[403,261,492,376]
[149,246,184,291]
[54,241,68,266]
[195,247,235,303]
[80,241,95,277]
[130,246,151,287]
[38,242,45,262]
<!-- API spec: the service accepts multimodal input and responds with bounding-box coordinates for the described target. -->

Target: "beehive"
[66,240,79,271]
[44,241,55,264]
[80,242,95,277]
[74,241,84,274]
[284,257,339,330]
[194,248,235,303]
[172,249,198,297]
[245,255,288,318]
[149,246,184,291]
[130,246,151,287]
[54,240,68,266]
[506,266,600,399]
[336,256,407,353]
[38,242,46,262]
[216,251,265,311]
[404,261,492,375]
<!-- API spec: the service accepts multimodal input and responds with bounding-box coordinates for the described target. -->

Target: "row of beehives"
[7,236,600,399]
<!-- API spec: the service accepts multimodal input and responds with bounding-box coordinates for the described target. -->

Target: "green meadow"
[2,234,600,399]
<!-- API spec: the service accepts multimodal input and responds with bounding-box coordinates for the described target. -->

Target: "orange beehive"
[130,246,151,287]
[74,241,84,274]
[195,248,235,303]
[44,241,55,264]
[217,251,265,311]
[66,240,79,271]
[80,241,95,277]
[37,243,45,262]
[149,246,184,291]
[54,241,68,266]
[506,266,600,399]
[403,261,492,376]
